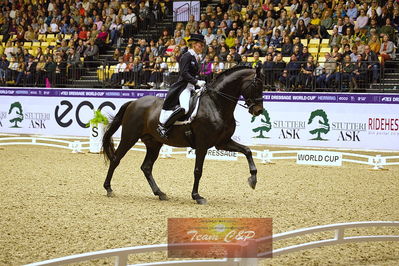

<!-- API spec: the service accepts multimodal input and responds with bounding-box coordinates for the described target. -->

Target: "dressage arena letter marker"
[296,150,343,166]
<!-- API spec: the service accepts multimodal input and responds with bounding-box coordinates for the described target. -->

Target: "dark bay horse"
[102,66,264,204]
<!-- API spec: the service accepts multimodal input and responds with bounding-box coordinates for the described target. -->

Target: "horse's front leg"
[216,140,258,189]
[192,148,207,205]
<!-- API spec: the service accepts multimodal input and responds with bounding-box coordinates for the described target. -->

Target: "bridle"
[206,74,263,110]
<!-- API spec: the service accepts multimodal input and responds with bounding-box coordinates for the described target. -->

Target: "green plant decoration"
[86,109,109,127]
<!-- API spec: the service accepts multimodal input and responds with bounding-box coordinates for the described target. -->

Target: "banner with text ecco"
[0,88,398,151]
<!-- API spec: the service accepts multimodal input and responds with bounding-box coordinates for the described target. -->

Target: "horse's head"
[242,65,264,116]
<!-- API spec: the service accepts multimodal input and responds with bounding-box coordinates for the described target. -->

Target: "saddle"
[174,89,202,125]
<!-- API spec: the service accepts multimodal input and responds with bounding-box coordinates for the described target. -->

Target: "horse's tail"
[102,101,130,163]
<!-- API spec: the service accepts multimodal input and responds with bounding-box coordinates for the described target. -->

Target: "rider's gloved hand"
[196,80,206,88]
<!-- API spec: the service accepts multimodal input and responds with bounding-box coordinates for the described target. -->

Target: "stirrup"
[157,124,169,139]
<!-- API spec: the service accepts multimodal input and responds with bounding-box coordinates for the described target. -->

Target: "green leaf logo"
[251,109,272,138]
[8,102,24,128]
[308,109,330,140]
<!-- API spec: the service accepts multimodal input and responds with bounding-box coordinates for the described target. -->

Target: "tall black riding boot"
[157,108,185,139]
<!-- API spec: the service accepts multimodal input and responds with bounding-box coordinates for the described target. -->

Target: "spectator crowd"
[0,0,397,91]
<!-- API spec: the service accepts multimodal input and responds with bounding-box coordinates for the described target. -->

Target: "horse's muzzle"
[250,105,263,116]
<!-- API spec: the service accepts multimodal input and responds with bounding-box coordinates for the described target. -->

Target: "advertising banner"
[1,88,398,151]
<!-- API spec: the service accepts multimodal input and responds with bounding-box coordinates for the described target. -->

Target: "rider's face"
[193,41,204,54]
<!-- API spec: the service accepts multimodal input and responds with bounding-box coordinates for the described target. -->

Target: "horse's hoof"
[158,193,169,201]
[196,198,207,205]
[248,176,257,190]
[107,191,115,197]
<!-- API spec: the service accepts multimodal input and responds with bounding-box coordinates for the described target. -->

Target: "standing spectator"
[34,56,47,86]
[44,56,56,87]
[0,55,9,84]
[66,47,81,79]
[22,55,37,86]
[54,56,67,87]
[138,1,151,29]
[363,45,379,84]
[83,40,99,68]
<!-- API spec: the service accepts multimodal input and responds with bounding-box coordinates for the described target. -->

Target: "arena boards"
[0,88,398,151]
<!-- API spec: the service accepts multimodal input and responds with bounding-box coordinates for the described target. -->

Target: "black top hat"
[188,34,205,43]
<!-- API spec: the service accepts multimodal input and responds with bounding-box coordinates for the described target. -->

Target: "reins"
[205,74,263,109]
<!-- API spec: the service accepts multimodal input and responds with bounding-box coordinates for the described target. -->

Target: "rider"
[157,34,206,138]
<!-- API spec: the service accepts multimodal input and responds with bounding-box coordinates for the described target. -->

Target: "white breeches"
[159,84,194,124]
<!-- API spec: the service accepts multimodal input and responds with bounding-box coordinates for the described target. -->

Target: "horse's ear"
[256,64,262,76]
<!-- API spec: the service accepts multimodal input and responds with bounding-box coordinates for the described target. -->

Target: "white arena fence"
[1,136,399,169]
[26,221,399,266]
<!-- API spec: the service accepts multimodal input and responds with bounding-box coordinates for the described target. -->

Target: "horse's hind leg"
[104,136,138,197]
[141,141,168,200]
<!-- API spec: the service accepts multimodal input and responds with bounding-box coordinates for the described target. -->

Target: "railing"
[26,221,399,266]
[173,2,200,22]
[1,59,395,91]
[1,137,398,169]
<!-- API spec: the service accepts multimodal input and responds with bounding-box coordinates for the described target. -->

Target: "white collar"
[188,49,198,57]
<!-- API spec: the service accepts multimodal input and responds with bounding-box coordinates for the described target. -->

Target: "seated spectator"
[24,26,36,42]
[76,39,86,57]
[78,26,90,41]
[297,55,315,89]
[148,56,166,88]
[379,34,395,65]
[356,9,368,30]
[282,36,293,57]
[262,53,274,87]
[212,55,224,75]
[110,56,127,86]
[338,55,357,91]
[224,54,237,70]
[96,25,109,53]
[165,38,177,56]
[269,29,283,48]
[316,53,337,89]
[109,16,123,48]
[252,52,263,69]
[49,18,60,33]
[368,34,381,54]
[127,56,143,86]
[380,18,396,41]
[200,54,213,82]
[122,7,137,38]
[280,54,301,90]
